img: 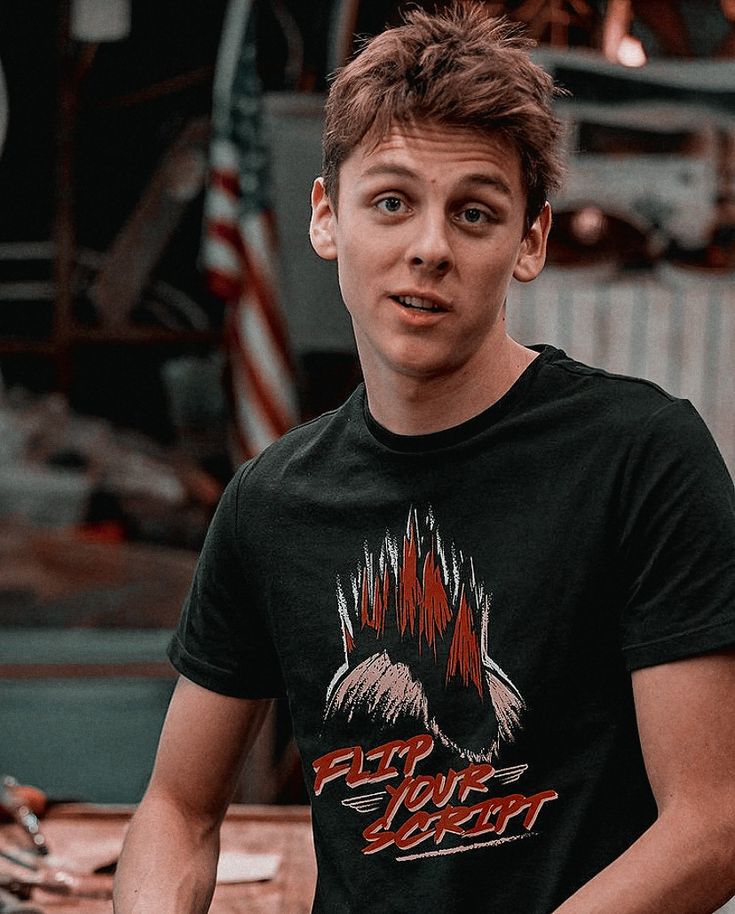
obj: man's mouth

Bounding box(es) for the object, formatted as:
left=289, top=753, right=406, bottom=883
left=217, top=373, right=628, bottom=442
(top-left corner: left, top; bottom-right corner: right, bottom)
left=392, top=295, right=446, bottom=313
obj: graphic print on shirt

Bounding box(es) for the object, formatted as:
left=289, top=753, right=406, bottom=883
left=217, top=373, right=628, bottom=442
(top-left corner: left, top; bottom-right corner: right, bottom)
left=312, top=507, right=559, bottom=860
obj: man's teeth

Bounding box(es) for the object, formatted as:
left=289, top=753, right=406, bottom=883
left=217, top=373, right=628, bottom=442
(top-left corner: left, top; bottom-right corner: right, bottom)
left=395, top=295, right=442, bottom=312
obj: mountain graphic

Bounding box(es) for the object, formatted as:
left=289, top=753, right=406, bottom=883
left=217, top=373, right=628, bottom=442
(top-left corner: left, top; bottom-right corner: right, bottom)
left=324, top=507, right=524, bottom=762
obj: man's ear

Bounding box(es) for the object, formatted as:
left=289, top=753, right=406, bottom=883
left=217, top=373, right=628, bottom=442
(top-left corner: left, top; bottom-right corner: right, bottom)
left=309, top=177, right=338, bottom=261
left=513, top=202, right=552, bottom=282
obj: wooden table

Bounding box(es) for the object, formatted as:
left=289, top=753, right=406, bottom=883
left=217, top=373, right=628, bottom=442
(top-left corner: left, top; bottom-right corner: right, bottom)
left=0, top=804, right=316, bottom=913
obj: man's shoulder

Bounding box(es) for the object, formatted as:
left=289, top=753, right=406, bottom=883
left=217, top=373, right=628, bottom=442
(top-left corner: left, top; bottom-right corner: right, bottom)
left=235, top=385, right=365, bottom=487
left=536, top=346, right=683, bottom=426
left=535, top=347, right=730, bottom=481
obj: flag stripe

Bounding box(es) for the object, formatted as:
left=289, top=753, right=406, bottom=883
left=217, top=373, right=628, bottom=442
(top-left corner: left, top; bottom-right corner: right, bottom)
left=209, top=219, right=244, bottom=255
left=239, top=213, right=297, bottom=370
left=201, top=0, right=298, bottom=462
left=238, top=295, right=296, bottom=416
left=209, top=168, right=241, bottom=200
left=227, top=307, right=292, bottom=446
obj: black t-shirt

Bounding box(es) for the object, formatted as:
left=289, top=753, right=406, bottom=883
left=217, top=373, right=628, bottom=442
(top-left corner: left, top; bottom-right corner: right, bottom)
left=169, top=346, right=735, bottom=913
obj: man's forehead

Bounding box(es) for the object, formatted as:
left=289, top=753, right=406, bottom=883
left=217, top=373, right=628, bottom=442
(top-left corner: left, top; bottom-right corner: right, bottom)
left=355, top=121, right=516, bottom=156
left=343, top=122, right=523, bottom=191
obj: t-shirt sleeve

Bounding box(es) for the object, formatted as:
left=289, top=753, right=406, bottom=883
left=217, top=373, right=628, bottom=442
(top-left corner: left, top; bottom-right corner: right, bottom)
left=618, top=399, right=735, bottom=671
left=168, top=464, right=286, bottom=698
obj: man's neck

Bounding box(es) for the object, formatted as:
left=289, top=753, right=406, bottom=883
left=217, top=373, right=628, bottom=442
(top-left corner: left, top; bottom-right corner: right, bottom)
left=363, top=338, right=539, bottom=437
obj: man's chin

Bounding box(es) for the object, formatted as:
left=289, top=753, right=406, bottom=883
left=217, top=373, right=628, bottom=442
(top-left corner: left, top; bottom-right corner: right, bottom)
left=382, top=351, right=464, bottom=384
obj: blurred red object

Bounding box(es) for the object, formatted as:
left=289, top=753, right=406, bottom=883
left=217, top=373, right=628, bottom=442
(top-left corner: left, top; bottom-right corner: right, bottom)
left=0, top=783, right=48, bottom=821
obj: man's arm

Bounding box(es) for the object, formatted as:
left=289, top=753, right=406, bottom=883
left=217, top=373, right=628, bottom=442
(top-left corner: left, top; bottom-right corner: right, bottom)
left=553, top=649, right=735, bottom=914
left=113, top=676, right=273, bottom=914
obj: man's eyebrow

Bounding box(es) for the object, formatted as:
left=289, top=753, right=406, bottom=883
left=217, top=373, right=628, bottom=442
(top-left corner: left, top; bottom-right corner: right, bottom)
left=360, top=163, right=513, bottom=197
left=459, top=173, right=513, bottom=197
left=360, top=162, right=419, bottom=180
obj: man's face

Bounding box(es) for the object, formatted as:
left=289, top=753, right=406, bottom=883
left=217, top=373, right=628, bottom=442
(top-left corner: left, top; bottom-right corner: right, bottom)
left=310, top=123, right=550, bottom=387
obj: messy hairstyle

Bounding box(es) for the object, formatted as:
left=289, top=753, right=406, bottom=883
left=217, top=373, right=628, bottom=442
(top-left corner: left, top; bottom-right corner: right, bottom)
left=322, top=2, right=565, bottom=231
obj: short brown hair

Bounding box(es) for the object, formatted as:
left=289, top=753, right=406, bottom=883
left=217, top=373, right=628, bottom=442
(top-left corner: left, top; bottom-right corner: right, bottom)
left=322, top=2, right=565, bottom=231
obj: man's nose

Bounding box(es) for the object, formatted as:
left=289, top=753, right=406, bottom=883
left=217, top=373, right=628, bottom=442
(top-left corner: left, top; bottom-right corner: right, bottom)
left=408, top=211, right=453, bottom=274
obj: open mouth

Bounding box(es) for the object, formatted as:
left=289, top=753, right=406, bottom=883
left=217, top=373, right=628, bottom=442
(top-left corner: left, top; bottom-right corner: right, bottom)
left=392, top=294, right=445, bottom=313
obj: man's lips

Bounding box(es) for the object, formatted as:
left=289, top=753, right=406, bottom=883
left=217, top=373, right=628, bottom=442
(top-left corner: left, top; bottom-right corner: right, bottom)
left=390, top=293, right=449, bottom=313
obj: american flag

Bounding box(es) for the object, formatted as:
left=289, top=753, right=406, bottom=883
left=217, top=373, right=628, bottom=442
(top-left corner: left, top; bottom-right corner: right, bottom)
left=202, top=0, right=298, bottom=461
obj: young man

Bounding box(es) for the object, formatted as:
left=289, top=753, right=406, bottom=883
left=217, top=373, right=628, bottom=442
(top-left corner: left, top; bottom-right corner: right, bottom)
left=114, top=5, right=735, bottom=913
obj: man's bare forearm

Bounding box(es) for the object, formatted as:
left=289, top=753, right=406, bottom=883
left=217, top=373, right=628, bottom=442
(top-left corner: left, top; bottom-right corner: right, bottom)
left=112, top=683, right=273, bottom=914
left=113, top=792, right=221, bottom=914
left=553, top=806, right=735, bottom=914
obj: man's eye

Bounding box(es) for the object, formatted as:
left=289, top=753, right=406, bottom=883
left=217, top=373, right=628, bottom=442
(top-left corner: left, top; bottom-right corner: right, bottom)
left=376, top=197, right=405, bottom=214
left=460, top=207, right=489, bottom=224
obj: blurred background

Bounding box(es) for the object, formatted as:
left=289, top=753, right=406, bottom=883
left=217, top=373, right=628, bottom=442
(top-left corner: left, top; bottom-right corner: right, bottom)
left=0, top=0, right=733, bottom=811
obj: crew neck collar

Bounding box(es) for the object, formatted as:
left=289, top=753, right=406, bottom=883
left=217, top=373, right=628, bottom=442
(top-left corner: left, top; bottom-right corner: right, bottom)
left=361, top=345, right=559, bottom=453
